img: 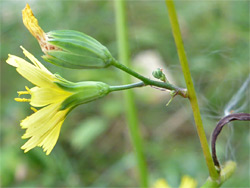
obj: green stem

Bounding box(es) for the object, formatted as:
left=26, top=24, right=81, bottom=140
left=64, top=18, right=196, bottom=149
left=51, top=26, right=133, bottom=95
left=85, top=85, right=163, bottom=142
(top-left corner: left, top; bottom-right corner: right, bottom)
left=111, top=59, right=188, bottom=98
left=109, top=82, right=145, bottom=92
left=165, top=0, right=219, bottom=180
left=201, top=161, right=236, bottom=187
left=114, top=0, right=148, bottom=187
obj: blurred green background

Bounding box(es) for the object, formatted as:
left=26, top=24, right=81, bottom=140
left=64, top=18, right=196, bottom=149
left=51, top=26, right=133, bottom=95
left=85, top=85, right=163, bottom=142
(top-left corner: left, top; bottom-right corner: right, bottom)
left=1, top=0, right=249, bottom=187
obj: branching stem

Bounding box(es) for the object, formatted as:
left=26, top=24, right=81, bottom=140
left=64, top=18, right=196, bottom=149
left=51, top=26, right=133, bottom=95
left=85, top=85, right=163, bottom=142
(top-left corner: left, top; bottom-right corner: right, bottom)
left=111, top=59, right=188, bottom=98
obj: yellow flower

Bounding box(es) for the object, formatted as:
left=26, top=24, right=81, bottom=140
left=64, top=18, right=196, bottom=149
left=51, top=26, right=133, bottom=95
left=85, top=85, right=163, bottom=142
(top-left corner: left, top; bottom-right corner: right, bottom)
left=152, top=178, right=171, bottom=188
left=152, top=176, right=197, bottom=188
left=7, top=47, right=110, bottom=155
left=179, top=175, right=197, bottom=188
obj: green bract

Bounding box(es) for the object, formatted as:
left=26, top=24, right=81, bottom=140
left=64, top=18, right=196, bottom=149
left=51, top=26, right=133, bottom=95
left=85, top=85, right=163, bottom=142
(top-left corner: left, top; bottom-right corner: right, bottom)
left=43, top=30, right=113, bottom=69
left=54, top=79, right=110, bottom=110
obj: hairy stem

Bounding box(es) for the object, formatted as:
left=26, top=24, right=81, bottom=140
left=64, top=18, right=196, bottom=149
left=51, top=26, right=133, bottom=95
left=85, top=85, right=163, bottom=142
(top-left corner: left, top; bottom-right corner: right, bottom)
left=114, top=0, right=148, bottom=187
left=165, top=0, right=219, bottom=180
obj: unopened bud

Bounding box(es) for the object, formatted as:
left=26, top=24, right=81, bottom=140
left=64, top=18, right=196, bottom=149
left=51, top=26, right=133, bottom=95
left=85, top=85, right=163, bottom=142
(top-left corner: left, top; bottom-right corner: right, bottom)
left=152, top=68, right=167, bottom=82
left=22, top=4, right=113, bottom=69
left=43, top=30, right=113, bottom=69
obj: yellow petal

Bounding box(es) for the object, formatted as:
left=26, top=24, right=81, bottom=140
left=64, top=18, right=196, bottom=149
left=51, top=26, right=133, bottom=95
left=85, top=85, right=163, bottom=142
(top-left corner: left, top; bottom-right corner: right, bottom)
left=39, top=119, right=64, bottom=155
left=21, top=103, right=59, bottom=129
left=22, top=4, right=46, bottom=43
left=21, top=109, right=68, bottom=155
left=20, top=46, right=51, bottom=74
left=22, top=107, right=67, bottom=139
left=17, top=63, right=56, bottom=88
left=30, top=86, right=72, bottom=107
left=7, top=54, right=57, bottom=88
left=21, top=134, right=44, bottom=153
left=152, top=179, right=172, bottom=188
left=6, top=54, right=26, bottom=67
left=179, top=175, right=197, bottom=188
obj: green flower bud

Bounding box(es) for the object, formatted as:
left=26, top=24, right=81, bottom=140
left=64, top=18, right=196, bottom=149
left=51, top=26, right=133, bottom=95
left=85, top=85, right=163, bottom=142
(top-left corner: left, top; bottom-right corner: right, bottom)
left=42, top=30, right=113, bottom=69
left=152, top=68, right=167, bottom=82
left=22, top=5, right=113, bottom=69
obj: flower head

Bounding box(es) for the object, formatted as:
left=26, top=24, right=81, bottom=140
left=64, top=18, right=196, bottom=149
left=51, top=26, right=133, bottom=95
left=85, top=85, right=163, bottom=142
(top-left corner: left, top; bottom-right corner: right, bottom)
left=6, top=47, right=110, bottom=155
left=179, top=175, right=197, bottom=188
left=22, top=4, right=113, bottom=69
left=152, top=176, right=197, bottom=188
left=152, top=178, right=171, bottom=188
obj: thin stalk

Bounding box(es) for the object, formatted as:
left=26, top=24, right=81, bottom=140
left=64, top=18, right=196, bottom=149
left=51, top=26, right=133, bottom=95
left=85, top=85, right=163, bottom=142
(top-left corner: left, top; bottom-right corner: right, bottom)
left=165, top=0, right=219, bottom=180
left=114, top=0, right=148, bottom=187
left=109, top=82, right=145, bottom=92
left=111, top=59, right=188, bottom=98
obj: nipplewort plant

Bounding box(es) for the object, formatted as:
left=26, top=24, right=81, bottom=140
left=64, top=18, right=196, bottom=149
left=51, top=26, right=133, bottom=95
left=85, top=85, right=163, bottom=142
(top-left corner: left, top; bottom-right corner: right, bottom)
left=6, top=1, right=249, bottom=187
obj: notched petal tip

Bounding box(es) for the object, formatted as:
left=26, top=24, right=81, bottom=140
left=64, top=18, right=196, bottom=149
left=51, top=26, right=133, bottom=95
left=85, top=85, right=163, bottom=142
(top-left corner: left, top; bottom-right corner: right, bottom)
left=21, top=146, right=29, bottom=153
left=6, top=54, right=19, bottom=67
left=43, top=147, right=52, bottom=155
left=21, top=134, right=29, bottom=139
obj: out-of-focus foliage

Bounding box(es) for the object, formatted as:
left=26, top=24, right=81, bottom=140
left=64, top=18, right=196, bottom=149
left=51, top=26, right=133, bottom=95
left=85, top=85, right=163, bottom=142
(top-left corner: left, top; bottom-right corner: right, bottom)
left=1, top=0, right=249, bottom=187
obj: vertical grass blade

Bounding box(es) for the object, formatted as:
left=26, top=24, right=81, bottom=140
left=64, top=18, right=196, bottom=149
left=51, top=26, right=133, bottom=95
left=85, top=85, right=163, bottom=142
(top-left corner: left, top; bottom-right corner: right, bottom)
left=114, top=0, right=148, bottom=187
